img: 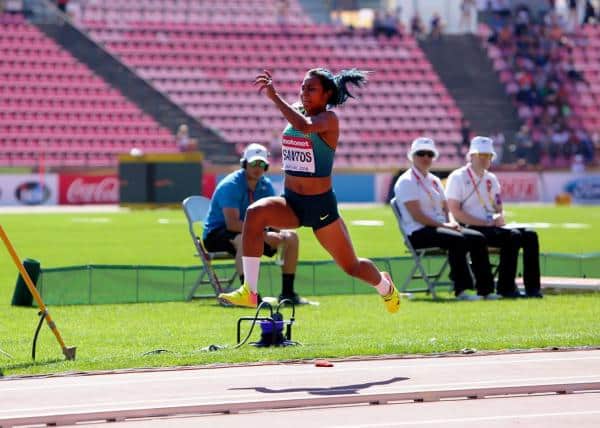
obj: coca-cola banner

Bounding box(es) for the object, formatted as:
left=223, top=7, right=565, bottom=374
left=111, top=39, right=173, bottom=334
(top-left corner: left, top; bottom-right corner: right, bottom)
left=59, top=175, right=119, bottom=205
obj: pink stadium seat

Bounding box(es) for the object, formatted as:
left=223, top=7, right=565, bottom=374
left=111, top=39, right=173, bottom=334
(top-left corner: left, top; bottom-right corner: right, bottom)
left=0, top=15, right=174, bottom=168
left=67, top=1, right=465, bottom=167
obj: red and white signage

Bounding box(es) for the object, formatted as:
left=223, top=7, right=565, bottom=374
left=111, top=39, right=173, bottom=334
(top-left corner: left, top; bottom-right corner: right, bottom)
left=59, top=175, right=119, bottom=205
left=495, top=172, right=541, bottom=202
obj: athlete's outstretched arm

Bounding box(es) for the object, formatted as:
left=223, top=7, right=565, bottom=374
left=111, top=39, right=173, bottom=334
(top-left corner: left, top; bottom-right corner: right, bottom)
left=254, top=70, right=336, bottom=134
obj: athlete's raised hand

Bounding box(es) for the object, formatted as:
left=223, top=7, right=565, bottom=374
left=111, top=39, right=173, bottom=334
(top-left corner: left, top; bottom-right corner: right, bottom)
left=254, top=70, right=277, bottom=100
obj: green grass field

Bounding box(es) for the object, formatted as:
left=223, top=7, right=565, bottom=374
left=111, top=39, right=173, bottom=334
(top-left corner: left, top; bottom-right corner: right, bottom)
left=1, top=204, right=599, bottom=376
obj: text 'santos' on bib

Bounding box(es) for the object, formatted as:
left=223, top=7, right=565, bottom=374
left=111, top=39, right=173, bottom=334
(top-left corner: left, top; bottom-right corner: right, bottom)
left=282, top=135, right=316, bottom=174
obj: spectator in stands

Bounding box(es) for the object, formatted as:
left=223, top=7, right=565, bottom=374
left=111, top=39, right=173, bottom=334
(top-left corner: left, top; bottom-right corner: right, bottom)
left=460, top=118, right=472, bottom=153
left=176, top=124, right=197, bottom=152
left=460, top=0, right=476, bottom=33
left=583, top=1, right=596, bottom=24
left=446, top=136, right=542, bottom=298
left=65, top=0, right=82, bottom=22
left=331, top=10, right=353, bottom=37
left=276, top=0, right=289, bottom=27
left=383, top=11, right=401, bottom=37
left=513, top=5, right=531, bottom=36
left=490, top=130, right=505, bottom=164
left=394, top=137, right=498, bottom=301
left=429, top=12, right=443, bottom=40
left=571, top=153, right=585, bottom=173
left=373, top=10, right=385, bottom=37
left=3, top=0, right=24, bottom=14
left=549, top=122, right=570, bottom=165
left=176, top=124, right=189, bottom=151
left=202, top=143, right=306, bottom=305
left=487, top=4, right=589, bottom=168
left=56, top=0, right=68, bottom=13
left=567, top=0, right=579, bottom=32
left=491, top=0, right=511, bottom=23
left=410, top=13, right=425, bottom=39
left=574, top=126, right=595, bottom=162
left=331, top=9, right=343, bottom=27
left=373, top=10, right=400, bottom=38
left=218, top=68, right=400, bottom=312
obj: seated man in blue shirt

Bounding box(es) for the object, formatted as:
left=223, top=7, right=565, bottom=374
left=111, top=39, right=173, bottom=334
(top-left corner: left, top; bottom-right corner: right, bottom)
left=203, top=143, right=305, bottom=304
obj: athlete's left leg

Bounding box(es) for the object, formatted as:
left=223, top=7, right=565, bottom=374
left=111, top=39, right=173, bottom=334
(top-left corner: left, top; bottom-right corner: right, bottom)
left=219, top=197, right=299, bottom=308
left=314, top=218, right=400, bottom=313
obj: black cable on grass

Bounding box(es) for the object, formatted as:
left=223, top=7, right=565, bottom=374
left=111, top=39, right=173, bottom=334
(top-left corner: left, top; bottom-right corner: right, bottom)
left=232, top=301, right=274, bottom=349
left=141, top=301, right=274, bottom=355
left=32, top=310, right=46, bottom=360
left=142, top=349, right=172, bottom=356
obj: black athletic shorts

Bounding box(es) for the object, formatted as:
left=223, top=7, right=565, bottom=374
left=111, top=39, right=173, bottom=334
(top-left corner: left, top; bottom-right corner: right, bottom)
left=283, top=187, right=340, bottom=230
left=202, top=227, right=277, bottom=257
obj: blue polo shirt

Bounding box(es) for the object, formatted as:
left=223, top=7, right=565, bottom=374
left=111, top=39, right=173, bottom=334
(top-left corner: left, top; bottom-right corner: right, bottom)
left=203, top=169, right=275, bottom=239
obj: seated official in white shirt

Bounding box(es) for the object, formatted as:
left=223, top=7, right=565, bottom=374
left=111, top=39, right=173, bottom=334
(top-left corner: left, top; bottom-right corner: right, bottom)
left=445, top=136, right=542, bottom=298
left=393, top=137, right=499, bottom=301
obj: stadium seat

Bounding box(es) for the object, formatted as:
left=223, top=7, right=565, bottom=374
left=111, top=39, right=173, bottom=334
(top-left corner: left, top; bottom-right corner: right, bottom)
left=390, top=197, right=452, bottom=299
left=182, top=195, right=237, bottom=303
left=0, top=15, right=175, bottom=167
left=72, top=1, right=464, bottom=167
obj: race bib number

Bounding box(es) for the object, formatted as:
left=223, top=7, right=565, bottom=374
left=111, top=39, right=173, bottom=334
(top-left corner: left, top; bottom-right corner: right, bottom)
left=282, top=135, right=316, bottom=174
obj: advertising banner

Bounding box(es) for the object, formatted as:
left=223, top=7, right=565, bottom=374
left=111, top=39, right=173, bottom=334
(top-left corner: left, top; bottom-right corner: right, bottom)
left=58, top=174, right=119, bottom=205
left=0, top=174, right=59, bottom=206
left=541, top=172, right=600, bottom=204
left=495, top=172, right=541, bottom=202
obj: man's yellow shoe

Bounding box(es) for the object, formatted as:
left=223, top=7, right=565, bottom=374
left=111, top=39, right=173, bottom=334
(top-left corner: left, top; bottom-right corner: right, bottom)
left=218, top=283, right=257, bottom=308
left=381, top=272, right=400, bottom=313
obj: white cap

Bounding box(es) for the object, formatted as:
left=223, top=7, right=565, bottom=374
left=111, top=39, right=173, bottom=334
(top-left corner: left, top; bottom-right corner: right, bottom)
left=242, top=143, right=269, bottom=164
left=407, top=137, right=439, bottom=162
left=467, top=136, right=496, bottom=160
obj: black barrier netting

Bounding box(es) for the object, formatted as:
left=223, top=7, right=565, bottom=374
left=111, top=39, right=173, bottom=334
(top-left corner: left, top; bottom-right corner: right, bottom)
left=33, top=254, right=599, bottom=306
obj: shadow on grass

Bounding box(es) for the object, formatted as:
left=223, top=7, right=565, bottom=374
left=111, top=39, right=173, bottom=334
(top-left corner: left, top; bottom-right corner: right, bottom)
left=1, top=358, right=63, bottom=373
left=408, top=296, right=459, bottom=303
left=230, top=376, right=409, bottom=396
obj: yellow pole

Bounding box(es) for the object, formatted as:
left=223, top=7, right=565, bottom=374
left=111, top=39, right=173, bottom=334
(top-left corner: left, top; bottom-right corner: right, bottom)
left=0, top=225, right=76, bottom=360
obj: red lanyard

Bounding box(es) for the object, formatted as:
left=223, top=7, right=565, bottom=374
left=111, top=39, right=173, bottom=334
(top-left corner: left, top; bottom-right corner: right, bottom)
left=466, top=167, right=495, bottom=211
left=412, top=169, right=442, bottom=210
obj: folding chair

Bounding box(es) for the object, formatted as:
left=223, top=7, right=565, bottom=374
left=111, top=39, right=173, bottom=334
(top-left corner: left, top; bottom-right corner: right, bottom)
left=182, top=195, right=238, bottom=302
left=390, top=197, right=453, bottom=299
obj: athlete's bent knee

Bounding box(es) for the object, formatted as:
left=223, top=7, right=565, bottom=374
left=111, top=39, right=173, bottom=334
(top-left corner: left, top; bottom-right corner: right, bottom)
left=245, top=204, right=268, bottom=228
left=281, top=230, right=299, bottom=248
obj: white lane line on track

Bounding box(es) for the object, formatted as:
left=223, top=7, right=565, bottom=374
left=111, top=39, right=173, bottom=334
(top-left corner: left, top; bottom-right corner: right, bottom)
left=3, top=370, right=600, bottom=394
left=4, top=353, right=600, bottom=390
left=2, top=377, right=600, bottom=415
left=326, top=410, right=600, bottom=427
left=0, top=395, right=266, bottom=416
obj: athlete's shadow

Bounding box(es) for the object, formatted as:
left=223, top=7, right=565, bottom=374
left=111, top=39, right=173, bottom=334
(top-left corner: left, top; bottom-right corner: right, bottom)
left=230, top=376, right=409, bottom=396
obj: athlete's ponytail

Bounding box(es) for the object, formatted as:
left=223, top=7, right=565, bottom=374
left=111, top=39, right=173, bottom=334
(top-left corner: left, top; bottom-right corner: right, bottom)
left=307, top=68, right=369, bottom=108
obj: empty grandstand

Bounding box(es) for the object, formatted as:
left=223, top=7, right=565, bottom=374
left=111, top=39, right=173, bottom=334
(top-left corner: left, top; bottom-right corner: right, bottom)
left=73, top=0, right=463, bottom=168
left=0, top=13, right=175, bottom=168
left=1, top=1, right=597, bottom=171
